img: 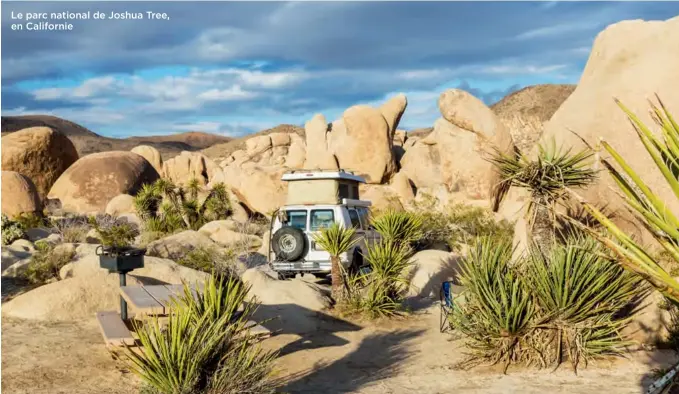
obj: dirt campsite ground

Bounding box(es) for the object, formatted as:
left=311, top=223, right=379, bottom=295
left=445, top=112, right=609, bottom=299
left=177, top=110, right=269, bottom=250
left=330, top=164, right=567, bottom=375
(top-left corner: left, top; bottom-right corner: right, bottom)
left=2, top=297, right=677, bottom=394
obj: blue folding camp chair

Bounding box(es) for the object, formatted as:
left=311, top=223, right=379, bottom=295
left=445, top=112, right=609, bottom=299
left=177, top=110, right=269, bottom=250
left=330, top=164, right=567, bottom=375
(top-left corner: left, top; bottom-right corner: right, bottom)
left=439, top=281, right=455, bottom=333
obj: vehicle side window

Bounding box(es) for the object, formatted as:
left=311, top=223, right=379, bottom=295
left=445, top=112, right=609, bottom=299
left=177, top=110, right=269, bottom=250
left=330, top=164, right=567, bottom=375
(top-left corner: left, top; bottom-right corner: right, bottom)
left=310, top=210, right=335, bottom=231
left=357, top=207, right=371, bottom=229
left=284, top=210, right=307, bottom=230
left=348, top=209, right=362, bottom=229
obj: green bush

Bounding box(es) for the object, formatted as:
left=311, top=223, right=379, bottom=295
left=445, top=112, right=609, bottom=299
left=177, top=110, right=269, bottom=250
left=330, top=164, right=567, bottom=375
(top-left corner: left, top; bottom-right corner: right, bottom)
left=414, top=202, right=514, bottom=251
left=88, top=214, right=139, bottom=249
left=14, top=212, right=50, bottom=230
left=451, top=237, right=535, bottom=372
left=177, top=247, right=238, bottom=278
left=370, top=210, right=423, bottom=247
left=1, top=214, right=27, bottom=245
left=125, top=275, right=276, bottom=394
left=356, top=240, right=414, bottom=319
left=24, top=241, right=76, bottom=284
left=135, top=179, right=233, bottom=235
left=450, top=236, right=644, bottom=373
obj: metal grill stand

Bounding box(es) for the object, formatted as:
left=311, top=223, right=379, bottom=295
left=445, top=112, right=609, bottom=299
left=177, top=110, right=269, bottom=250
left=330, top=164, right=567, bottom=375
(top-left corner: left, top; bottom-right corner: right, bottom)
left=96, top=245, right=146, bottom=321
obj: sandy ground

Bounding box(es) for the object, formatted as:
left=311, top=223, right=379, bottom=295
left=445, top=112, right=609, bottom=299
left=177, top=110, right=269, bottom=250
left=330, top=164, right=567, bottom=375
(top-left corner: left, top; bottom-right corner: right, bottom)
left=2, top=301, right=677, bottom=394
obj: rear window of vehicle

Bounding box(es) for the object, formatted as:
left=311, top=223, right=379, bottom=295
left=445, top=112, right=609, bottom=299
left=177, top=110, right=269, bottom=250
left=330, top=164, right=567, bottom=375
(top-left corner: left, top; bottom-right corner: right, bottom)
left=310, top=209, right=335, bottom=231
left=284, top=210, right=307, bottom=230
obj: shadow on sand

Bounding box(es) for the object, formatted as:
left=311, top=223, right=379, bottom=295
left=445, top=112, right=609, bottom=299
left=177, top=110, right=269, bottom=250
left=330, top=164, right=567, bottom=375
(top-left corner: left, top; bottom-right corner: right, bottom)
left=278, top=328, right=425, bottom=393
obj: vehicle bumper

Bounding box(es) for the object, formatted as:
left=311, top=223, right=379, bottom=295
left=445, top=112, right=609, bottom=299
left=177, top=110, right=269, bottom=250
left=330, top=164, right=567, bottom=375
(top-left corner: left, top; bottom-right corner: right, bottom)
left=271, top=258, right=348, bottom=273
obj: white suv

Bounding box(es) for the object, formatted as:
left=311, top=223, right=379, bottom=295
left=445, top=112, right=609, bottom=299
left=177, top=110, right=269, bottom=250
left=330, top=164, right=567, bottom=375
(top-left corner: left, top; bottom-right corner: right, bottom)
left=267, top=170, right=380, bottom=279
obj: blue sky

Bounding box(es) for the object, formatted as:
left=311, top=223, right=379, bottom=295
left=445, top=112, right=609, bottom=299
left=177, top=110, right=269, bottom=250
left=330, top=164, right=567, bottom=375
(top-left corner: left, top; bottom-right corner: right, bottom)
left=2, top=1, right=678, bottom=138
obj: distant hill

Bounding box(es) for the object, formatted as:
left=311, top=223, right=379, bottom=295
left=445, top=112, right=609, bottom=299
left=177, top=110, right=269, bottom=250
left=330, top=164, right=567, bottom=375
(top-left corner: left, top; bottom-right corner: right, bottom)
left=1, top=115, right=231, bottom=159
left=491, top=84, right=576, bottom=152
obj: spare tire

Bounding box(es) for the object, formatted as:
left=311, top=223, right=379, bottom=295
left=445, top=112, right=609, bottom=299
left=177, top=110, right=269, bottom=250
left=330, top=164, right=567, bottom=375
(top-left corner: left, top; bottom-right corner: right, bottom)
left=271, top=226, right=306, bottom=261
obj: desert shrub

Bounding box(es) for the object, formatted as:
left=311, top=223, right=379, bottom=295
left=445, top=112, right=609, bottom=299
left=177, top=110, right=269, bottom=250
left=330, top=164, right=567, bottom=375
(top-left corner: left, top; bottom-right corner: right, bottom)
left=134, top=178, right=233, bottom=235
left=1, top=214, right=27, bottom=245
left=14, top=212, right=50, bottom=230
left=50, top=215, right=90, bottom=243
left=125, top=275, right=276, bottom=394
left=177, top=247, right=238, bottom=278
left=527, top=235, right=642, bottom=372
left=312, top=222, right=360, bottom=302
left=413, top=202, right=514, bottom=251
left=353, top=240, right=414, bottom=319
left=451, top=237, right=535, bottom=372
left=370, top=210, right=423, bottom=246
left=88, top=214, right=139, bottom=249
left=451, top=235, right=644, bottom=373
left=23, top=241, right=76, bottom=284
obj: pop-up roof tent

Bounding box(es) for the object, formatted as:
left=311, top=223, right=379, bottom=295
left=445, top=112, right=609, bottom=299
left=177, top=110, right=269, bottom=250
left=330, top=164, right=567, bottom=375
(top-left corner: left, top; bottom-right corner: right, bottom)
left=282, top=169, right=366, bottom=205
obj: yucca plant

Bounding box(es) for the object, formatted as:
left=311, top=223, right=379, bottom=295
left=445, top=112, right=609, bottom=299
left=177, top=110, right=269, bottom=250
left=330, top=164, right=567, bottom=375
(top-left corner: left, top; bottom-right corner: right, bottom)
left=527, top=235, right=643, bottom=372
left=311, top=222, right=361, bottom=302
left=370, top=210, right=423, bottom=247
left=124, top=275, right=276, bottom=394
left=489, top=139, right=597, bottom=256
left=134, top=178, right=233, bottom=234
left=451, top=236, right=535, bottom=373
left=567, top=97, right=679, bottom=303
left=359, top=240, right=413, bottom=318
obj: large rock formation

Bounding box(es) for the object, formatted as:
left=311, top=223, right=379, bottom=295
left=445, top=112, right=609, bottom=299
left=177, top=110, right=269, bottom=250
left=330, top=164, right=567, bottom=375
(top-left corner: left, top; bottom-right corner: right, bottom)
left=401, top=89, right=515, bottom=202
left=1, top=171, right=43, bottom=218
left=491, top=84, right=576, bottom=153
left=213, top=164, right=287, bottom=215
left=131, top=145, right=163, bottom=174
left=48, top=151, right=160, bottom=213
left=162, top=151, right=219, bottom=186
left=1, top=127, right=79, bottom=199
left=330, top=104, right=398, bottom=184
left=536, top=16, right=679, bottom=244
left=303, top=114, right=338, bottom=170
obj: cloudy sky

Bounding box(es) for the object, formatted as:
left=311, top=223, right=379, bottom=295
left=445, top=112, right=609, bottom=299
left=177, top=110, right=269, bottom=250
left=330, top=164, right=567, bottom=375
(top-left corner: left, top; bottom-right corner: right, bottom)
left=2, top=1, right=678, bottom=138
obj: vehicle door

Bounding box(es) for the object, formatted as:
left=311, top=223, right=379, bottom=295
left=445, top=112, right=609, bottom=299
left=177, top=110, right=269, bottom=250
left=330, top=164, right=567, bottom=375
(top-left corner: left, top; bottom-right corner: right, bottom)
left=306, top=208, right=336, bottom=262
left=347, top=207, right=367, bottom=255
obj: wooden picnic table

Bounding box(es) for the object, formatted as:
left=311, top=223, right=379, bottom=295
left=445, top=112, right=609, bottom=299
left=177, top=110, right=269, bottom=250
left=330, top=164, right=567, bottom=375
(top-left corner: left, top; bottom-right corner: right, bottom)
left=119, top=284, right=196, bottom=316
left=97, top=284, right=271, bottom=347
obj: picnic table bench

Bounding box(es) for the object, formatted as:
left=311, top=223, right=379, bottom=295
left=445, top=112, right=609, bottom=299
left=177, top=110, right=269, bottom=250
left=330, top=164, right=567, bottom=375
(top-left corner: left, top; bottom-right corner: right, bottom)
left=96, top=284, right=271, bottom=347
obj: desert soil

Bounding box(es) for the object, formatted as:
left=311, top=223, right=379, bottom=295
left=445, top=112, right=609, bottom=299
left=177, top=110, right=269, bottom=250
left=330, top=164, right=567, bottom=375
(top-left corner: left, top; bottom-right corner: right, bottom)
left=2, top=300, right=676, bottom=394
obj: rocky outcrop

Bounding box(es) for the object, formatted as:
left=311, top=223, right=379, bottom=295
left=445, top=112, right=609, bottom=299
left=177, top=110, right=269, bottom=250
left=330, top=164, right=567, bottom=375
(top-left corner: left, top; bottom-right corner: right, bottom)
left=104, top=194, right=136, bottom=217
left=145, top=230, right=220, bottom=261
left=213, top=165, right=287, bottom=215
left=330, top=104, right=398, bottom=184
left=131, top=145, right=163, bottom=174
left=162, top=151, right=219, bottom=186
left=536, top=16, right=679, bottom=244
left=401, top=89, right=514, bottom=202
left=47, top=151, right=160, bottom=213
left=1, top=127, right=79, bottom=199
left=198, top=220, right=262, bottom=249
left=303, top=114, right=338, bottom=170
left=1, top=171, right=43, bottom=219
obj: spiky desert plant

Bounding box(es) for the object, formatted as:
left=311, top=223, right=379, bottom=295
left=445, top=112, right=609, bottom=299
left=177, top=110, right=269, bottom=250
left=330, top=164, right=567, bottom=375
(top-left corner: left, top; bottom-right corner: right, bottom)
left=134, top=178, right=233, bottom=234
left=88, top=214, right=139, bottom=249
left=527, top=235, right=643, bottom=372
left=124, top=275, right=276, bottom=394
left=451, top=236, right=535, bottom=372
left=489, top=139, right=597, bottom=255
left=370, top=210, right=423, bottom=247
left=360, top=239, right=413, bottom=318
left=312, top=222, right=361, bottom=302
left=567, top=97, right=679, bottom=303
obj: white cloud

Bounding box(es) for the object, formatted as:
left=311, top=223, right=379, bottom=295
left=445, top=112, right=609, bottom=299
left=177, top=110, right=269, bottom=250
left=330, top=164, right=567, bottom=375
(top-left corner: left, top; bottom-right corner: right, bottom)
left=481, top=64, right=567, bottom=75
left=515, top=22, right=600, bottom=40
left=171, top=121, right=222, bottom=133
left=197, top=86, right=258, bottom=101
